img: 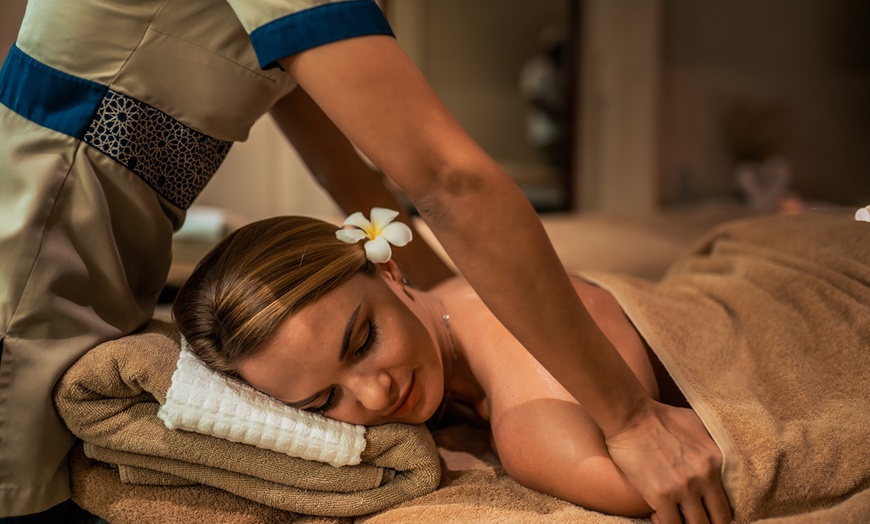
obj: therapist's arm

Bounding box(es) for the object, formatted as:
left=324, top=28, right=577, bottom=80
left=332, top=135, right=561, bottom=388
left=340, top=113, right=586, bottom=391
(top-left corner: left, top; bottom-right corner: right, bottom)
left=278, top=35, right=731, bottom=524
left=268, top=86, right=454, bottom=290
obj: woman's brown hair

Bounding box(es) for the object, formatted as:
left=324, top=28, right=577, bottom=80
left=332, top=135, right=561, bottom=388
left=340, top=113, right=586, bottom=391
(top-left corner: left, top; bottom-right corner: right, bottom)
left=172, top=216, right=376, bottom=377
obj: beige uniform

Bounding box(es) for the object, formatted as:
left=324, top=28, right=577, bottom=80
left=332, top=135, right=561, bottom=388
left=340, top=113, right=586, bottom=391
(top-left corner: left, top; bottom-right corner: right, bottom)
left=0, top=0, right=392, bottom=515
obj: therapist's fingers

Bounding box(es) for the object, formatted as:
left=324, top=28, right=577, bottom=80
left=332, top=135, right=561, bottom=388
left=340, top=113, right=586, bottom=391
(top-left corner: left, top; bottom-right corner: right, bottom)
left=649, top=502, right=701, bottom=524
left=680, top=497, right=712, bottom=524
left=704, top=485, right=734, bottom=524
left=651, top=493, right=733, bottom=524
left=650, top=504, right=681, bottom=524
left=653, top=492, right=733, bottom=524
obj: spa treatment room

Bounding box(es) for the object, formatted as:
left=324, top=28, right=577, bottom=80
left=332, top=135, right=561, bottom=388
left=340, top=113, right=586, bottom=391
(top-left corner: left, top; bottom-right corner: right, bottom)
left=1, top=1, right=868, bottom=523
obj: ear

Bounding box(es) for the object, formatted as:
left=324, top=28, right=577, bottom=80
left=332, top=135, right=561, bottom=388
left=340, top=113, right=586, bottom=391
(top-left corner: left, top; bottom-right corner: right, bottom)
left=378, top=260, right=415, bottom=301
left=376, top=260, right=404, bottom=283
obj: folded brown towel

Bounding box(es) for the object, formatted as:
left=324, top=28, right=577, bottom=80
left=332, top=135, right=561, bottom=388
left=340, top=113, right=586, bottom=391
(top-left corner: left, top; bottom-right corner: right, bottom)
left=69, top=442, right=330, bottom=524
left=54, top=321, right=441, bottom=520
left=584, top=211, right=870, bottom=522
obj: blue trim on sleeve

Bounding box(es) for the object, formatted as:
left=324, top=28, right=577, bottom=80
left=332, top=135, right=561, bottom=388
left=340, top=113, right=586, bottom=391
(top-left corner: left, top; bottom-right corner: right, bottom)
left=0, top=44, right=107, bottom=138
left=250, top=0, right=394, bottom=70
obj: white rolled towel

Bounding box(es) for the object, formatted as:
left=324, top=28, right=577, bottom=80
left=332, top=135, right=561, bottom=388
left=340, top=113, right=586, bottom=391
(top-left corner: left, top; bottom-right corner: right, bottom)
left=157, top=339, right=366, bottom=467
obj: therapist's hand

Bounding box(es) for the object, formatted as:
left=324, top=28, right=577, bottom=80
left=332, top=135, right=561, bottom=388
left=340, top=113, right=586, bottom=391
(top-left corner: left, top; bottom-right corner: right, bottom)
left=605, top=401, right=732, bottom=524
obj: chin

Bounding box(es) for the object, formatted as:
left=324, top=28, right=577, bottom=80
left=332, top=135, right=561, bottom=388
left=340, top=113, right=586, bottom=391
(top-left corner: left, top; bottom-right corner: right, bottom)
left=390, top=363, right=445, bottom=425
left=414, top=386, right=445, bottom=424
left=393, top=388, right=441, bottom=426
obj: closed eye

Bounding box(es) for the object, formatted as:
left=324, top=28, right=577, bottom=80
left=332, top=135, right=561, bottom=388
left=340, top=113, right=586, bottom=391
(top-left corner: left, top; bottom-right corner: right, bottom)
left=306, top=320, right=377, bottom=415
left=307, top=320, right=379, bottom=415
left=354, top=320, right=380, bottom=359
left=308, top=387, right=337, bottom=415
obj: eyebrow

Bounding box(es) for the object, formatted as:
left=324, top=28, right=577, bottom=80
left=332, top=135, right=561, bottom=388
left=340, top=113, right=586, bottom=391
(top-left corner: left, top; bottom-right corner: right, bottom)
left=340, top=303, right=361, bottom=361
left=284, top=302, right=361, bottom=409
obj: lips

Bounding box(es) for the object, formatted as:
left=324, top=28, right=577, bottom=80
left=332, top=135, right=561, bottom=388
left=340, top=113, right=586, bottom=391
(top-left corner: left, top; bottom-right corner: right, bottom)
left=390, top=373, right=418, bottom=418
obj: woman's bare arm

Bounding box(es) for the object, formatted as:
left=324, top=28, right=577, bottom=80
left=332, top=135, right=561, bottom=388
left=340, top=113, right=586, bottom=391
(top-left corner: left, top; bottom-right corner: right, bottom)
left=493, top=397, right=651, bottom=517
left=278, top=35, right=730, bottom=524
left=268, top=86, right=454, bottom=290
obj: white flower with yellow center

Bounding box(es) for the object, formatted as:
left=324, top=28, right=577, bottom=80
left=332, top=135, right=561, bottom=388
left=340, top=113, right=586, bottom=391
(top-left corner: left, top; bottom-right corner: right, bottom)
left=336, top=207, right=413, bottom=263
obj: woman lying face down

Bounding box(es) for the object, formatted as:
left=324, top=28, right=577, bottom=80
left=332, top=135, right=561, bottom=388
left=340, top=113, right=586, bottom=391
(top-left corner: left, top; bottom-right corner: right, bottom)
left=172, top=213, right=696, bottom=518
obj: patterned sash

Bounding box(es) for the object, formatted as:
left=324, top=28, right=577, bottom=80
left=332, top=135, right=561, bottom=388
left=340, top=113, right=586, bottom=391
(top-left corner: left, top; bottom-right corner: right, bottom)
left=0, top=45, right=232, bottom=209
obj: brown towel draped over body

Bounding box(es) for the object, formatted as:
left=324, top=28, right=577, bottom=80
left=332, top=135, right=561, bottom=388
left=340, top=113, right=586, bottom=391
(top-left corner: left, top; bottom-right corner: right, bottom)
left=584, top=211, right=870, bottom=522
left=53, top=321, right=441, bottom=523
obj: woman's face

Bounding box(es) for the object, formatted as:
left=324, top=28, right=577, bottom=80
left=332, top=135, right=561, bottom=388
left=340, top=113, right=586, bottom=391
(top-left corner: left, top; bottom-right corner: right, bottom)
left=236, top=268, right=445, bottom=426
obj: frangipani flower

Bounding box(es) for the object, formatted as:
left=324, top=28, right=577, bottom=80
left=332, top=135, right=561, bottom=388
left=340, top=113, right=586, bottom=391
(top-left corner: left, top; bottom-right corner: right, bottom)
left=856, top=205, right=870, bottom=223
left=336, top=207, right=413, bottom=263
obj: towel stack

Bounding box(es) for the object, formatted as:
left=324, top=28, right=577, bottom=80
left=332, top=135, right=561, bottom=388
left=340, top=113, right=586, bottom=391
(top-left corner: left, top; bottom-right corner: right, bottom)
left=54, top=321, right=441, bottom=521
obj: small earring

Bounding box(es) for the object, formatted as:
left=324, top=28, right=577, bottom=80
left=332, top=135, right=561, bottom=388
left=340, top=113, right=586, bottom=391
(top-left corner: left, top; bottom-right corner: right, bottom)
left=400, top=277, right=415, bottom=300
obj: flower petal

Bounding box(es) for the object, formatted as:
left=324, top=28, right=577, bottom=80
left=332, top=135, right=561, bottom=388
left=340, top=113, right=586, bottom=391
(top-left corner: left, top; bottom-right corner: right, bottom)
left=855, top=206, right=870, bottom=222
left=369, top=207, right=400, bottom=229
left=381, top=222, right=413, bottom=247
left=343, top=211, right=372, bottom=232
left=364, top=236, right=392, bottom=264
left=336, top=229, right=368, bottom=244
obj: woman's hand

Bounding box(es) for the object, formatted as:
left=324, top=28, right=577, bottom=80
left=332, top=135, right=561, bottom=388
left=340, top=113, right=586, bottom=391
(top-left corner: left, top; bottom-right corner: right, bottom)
left=605, top=402, right=732, bottom=524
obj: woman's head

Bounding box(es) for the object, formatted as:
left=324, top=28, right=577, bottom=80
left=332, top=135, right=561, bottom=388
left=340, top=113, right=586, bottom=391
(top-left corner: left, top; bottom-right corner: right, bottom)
left=173, top=216, right=376, bottom=377
left=173, top=215, right=446, bottom=425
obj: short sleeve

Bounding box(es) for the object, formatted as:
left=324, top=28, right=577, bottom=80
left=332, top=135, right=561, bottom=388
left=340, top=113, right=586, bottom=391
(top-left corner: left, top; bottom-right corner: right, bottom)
left=225, top=0, right=394, bottom=70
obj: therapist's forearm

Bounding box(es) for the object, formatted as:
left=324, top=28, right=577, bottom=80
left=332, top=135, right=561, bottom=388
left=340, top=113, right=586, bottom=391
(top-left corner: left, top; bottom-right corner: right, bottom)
left=279, top=36, right=653, bottom=435
left=410, top=159, right=654, bottom=436
left=281, top=34, right=729, bottom=523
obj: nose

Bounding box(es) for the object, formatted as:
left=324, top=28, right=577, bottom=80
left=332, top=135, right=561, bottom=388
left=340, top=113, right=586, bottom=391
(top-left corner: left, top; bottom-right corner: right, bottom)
left=349, top=369, right=395, bottom=413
